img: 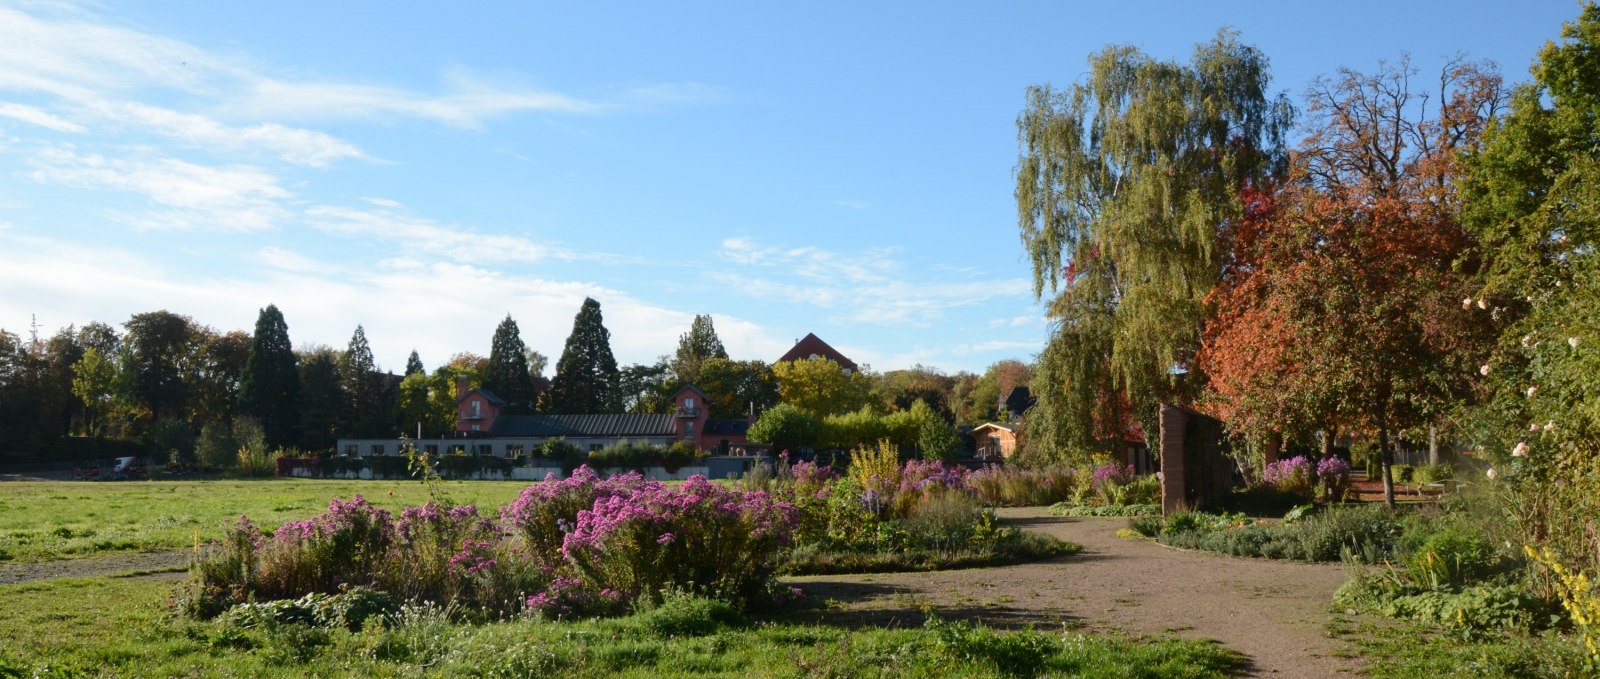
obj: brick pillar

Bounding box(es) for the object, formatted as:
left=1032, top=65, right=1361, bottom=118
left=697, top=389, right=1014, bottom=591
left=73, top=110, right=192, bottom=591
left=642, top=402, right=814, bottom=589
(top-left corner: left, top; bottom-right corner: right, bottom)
left=1159, top=403, right=1188, bottom=515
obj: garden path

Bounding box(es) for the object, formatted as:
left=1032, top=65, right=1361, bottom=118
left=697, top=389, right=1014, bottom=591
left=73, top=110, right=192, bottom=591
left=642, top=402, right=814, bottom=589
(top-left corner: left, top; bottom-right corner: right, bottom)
left=789, top=509, right=1360, bottom=678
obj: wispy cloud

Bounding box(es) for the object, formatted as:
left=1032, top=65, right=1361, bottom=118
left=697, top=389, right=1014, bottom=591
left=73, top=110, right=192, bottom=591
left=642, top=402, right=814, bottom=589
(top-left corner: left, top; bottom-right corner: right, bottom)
left=304, top=204, right=554, bottom=264
left=712, top=237, right=1031, bottom=325
left=27, top=148, right=292, bottom=232
left=81, top=100, right=369, bottom=167
left=0, top=101, right=83, bottom=133
left=228, top=70, right=605, bottom=129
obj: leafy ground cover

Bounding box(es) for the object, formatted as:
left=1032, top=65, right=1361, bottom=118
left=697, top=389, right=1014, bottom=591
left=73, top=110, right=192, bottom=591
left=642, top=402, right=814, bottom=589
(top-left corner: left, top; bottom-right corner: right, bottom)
left=0, top=479, right=527, bottom=563
left=0, top=574, right=1247, bottom=678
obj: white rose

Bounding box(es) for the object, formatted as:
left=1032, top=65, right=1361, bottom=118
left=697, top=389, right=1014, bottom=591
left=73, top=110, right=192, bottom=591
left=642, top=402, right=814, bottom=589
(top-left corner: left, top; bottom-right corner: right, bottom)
left=1480, top=364, right=1491, bottom=376
left=1570, top=337, right=1581, bottom=349
left=1512, top=441, right=1529, bottom=457
left=1477, top=297, right=1489, bottom=309
left=1463, top=297, right=1474, bottom=310
left=1487, top=467, right=1498, bottom=480
left=1526, top=385, right=1538, bottom=398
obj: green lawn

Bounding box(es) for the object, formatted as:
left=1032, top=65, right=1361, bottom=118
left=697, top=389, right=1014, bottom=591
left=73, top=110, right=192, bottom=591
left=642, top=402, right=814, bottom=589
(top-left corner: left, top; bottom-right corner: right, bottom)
left=0, top=575, right=1247, bottom=678
left=0, top=479, right=530, bottom=563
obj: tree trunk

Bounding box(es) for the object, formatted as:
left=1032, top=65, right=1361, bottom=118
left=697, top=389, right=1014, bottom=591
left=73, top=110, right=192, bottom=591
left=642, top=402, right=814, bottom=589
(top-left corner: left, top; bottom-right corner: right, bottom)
left=1264, top=432, right=1282, bottom=467
left=1428, top=425, right=1441, bottom=466
left=1320, top=428, right=1335, bottom=460
left=1378, top=419, right=1396, bottom=509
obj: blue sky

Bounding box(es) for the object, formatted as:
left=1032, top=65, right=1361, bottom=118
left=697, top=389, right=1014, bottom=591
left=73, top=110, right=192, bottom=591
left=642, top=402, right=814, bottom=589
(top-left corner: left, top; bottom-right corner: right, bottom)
left=0, top=1, right=1580, bottom=375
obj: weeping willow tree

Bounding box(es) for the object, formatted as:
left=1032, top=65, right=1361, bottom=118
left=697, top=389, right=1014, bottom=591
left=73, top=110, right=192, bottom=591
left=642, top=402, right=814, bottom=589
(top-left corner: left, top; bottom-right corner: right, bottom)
left=1017, top=31, right=1292, bottom=460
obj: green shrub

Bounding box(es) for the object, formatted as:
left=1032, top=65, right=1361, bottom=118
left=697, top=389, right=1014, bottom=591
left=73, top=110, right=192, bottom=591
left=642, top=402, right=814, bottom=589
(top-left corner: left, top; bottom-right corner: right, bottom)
left=537, top=438, right=584, bottom=474
left=1128, top=514, right=1164, bottom=537
left=1406, top=528, right=1498, bottom=589
left=627, top=589, right=745, bottom=638
left=1051, top=503, right=1160, bottom=517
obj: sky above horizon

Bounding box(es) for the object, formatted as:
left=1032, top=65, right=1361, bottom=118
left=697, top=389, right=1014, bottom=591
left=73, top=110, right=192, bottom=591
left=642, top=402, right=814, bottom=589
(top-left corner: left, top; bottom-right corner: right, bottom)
left=0, top=1, right=1581, bottom=376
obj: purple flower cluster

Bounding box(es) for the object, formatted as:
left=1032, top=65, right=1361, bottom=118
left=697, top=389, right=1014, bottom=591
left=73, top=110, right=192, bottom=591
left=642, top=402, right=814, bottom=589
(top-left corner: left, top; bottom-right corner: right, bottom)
left=1316, top=457, right=1352, bottom=500
left=899, top=459, right=969, bottom=494
left=1090, top=464, right=1136, bottom=488
left=274, top=494, right=393, bottom=544
left=562, top=475, right=797, bottom=603
left=500, top=465, right=649, bottom=570
left=525, top=576, right=623, bottom=618
left=1264, top=456, right=1315, bottom=495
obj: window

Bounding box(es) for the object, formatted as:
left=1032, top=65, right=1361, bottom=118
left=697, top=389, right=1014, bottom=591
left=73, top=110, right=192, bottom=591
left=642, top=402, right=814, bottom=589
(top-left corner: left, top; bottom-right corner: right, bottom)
left=424, top=445, right=439, bottom=455
left=684, top=421, right=695, bottom=437
left=471, top=424, right=480, bottom=431
left=370, top=444, right=385, bottom=455
left=475, top=444, right=492, bottom=456
left=470, top=399, right=482, bottom=419
left=506, top=444, right=524, bottom=458
left=589, top=444, right=603, bottom=452
left=451, top=445, right=466, bottom=455
left=343, top=444, right=357, bottom=456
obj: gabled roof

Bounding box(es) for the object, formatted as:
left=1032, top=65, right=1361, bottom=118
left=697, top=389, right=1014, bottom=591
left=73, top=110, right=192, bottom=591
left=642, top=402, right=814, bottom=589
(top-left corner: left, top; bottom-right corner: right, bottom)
left=777, top=333, right=858, bottom=372
left=1002, top=386, right=1035, bottom=418
left=970, top=422, right=1016, bottom=435
left=671, top=384, right=711, bottom=402
left=458, top=388, right=507, bottom=406
left=488, top=414, right=675, bottom=438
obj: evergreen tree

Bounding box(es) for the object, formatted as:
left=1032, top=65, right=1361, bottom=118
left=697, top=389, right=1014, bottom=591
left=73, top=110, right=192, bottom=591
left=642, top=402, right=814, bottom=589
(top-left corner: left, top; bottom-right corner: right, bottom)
left=404, top=350, right=424, bottom=377
left=341, top=326, right=384, bottom=436
left=238, top=304, right=301, bottom=449
left=672, top=314, right=728, bottom=385
left=548, top=298, right=620, bottom=414
left=483, top=315, right=535, bottom=412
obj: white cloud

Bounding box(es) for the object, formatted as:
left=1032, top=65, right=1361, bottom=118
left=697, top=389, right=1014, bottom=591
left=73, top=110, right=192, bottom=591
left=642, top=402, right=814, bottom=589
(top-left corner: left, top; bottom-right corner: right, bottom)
left=225, top=69, right=603, bottom=129
left=258, top=246, right=321, bottom=273
left=950, top=340, right=1041, bottom=356
left=713, top=237, right=1031, bottom=326
left=0, top=101, right=83, bottom=133
left=305, top=204, right=554, bottom=264
left=27, top=148, right=292, bottom=232
left=81, top=100, right=368, bottom=167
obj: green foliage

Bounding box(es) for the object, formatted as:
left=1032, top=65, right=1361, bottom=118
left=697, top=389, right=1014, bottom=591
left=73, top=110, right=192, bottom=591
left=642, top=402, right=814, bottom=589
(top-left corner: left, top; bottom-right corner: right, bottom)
left=403, top=350, right=424, bottom=377
left=697, top=358, right=779, bottom=419
left=340, top=326, right=385, bottom=436
left=1144, top=504, right=1411, bottom=562
left=1016, top=32, right=1292, bottom=457
left=537, top=438, right=585, bottom=474
left=1049, top=503, right=1160, bottom=517
left=238, top=305, right=300, bottom=449
left=296, top=347, right=343, bottom=453
left=672, top=314, right=727, bottom=386
left=747, top=403, right=822, bottom=452
left=483, top=315, right=535, bottom=412
left=917, top=410, right=959, bottom=462
left=771, top=357, right=872, bottom=416
left=548, top=298, right=621, bottom=414
left=630, top=589, right=744, bottom=638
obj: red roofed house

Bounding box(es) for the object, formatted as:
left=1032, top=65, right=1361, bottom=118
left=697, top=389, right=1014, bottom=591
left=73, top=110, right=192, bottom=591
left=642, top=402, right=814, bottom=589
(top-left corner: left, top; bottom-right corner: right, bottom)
left=777, top=333, right=858, bottom=374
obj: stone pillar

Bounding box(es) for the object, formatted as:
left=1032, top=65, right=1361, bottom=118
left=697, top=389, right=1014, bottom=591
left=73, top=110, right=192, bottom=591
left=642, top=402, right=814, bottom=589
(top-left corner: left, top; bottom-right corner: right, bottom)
left=1160, top=404, right=1188, bottom=515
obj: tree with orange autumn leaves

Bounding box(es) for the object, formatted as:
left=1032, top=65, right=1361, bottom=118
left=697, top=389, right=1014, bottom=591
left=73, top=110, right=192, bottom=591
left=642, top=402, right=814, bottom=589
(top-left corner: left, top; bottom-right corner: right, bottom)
left=1199, top=57, right=1503, bottom=506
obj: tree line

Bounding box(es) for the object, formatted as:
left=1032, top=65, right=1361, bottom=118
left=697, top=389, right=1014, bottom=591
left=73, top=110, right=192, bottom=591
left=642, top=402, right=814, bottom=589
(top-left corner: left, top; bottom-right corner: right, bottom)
left=1015, top=6, right=1600, bottom=508
left=0, top=296, right=1035, bottom=465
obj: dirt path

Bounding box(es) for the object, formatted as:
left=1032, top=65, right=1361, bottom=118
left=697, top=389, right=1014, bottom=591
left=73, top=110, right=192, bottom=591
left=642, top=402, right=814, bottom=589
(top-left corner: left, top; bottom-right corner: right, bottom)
left=0, top=550, right=189, bottom=585
left=789, top=508, right=1359, bottom=678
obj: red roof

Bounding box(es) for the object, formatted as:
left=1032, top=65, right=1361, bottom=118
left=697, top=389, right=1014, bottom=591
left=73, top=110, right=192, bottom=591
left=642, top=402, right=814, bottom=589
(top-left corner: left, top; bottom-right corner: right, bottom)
left=776, top=333, right=858, bottom=372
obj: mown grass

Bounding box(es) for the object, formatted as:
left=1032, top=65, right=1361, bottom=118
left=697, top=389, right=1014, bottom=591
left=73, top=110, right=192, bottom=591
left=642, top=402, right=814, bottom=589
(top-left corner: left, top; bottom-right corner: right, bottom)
left=0, top=575, right=1247, bottom=678
left=1325, top=613, right=1584, bottom=678
left=0, top=479, right=528, bottom=563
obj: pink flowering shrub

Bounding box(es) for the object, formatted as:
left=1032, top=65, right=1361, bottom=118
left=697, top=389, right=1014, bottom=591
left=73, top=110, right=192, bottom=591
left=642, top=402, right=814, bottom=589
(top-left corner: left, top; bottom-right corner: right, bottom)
left=1316, top=457, right=1352, bottom=501
left=524, top=576, right=625, bottom=619
left=188, top=495, right=540, bottom=619
left=562, top=475, right=797, bottom=605
left=499, top=465, right=648, bottom=571
left=1263, top=457, right=1315, bottom=497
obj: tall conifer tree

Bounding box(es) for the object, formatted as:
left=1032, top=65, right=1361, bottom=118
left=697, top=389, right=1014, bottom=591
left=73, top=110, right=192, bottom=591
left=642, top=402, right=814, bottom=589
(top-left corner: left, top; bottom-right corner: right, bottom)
left=672, top=314, right=728, bottom=385
left=238, top=304, right=300, bottom=448
left=548, top=298, right=620, bottom=414
left=341, top=325, right=383, bottom=435
left=404, top=350, right=424, bottom=377
left=483, top=315, right=535, bottom=412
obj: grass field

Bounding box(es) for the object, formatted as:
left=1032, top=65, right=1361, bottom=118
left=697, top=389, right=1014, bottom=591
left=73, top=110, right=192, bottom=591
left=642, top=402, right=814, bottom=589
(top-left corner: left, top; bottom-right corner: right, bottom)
left=0, top=574, right=1247, bottom=678
left=0, top=479, right=530, bottom=562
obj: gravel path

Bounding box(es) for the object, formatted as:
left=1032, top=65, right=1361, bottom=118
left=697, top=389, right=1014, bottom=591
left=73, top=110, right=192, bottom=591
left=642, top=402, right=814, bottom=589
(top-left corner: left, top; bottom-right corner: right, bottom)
left=789, top=508, right=1359, bottom=678
left=0, top=550, right=189, bottom=585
